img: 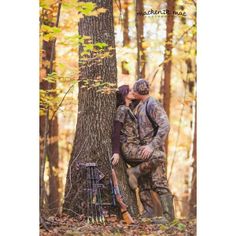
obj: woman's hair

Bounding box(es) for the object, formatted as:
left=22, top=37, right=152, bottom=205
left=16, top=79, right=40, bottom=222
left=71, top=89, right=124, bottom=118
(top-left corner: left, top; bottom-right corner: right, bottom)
left=116, top=85, right=130, bottom=107
left=116, top=85, right=140, bottom=109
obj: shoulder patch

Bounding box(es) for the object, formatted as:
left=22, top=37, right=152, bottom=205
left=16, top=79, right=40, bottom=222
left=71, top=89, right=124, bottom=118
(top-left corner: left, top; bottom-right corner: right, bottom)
left=115, top=105, right=128, bottom=123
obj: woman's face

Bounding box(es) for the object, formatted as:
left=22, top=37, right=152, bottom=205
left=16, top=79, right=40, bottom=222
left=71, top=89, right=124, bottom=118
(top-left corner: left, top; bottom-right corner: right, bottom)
left=126, top=87, right=135, bottom=100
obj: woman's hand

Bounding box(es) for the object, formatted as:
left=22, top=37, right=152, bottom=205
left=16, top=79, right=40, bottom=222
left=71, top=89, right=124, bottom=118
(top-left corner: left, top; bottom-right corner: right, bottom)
left=111, top=153, right=120, bottom=166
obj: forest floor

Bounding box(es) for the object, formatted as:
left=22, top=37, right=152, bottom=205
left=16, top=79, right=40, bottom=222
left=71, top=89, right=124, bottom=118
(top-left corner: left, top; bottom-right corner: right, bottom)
left=40, top=214, right=196, bottom=236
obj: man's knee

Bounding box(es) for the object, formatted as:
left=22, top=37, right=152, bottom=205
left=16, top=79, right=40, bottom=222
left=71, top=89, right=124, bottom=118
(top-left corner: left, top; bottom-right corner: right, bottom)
left=147, top=150, right=165, bottom=170
left=151, top=150, right=165, bottom=161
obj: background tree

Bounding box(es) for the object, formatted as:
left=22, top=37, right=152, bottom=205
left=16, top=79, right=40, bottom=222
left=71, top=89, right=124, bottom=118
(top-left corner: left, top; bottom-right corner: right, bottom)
left=63, top=0, right=138, bottom=216
left=40, top=2, right=62, bottom=214
left=136, top=0, right=145, bottom=79
left=163, top=0, right=175, bottom=155
left=189, top=100, right=197, bottom=217
left=121, top=0, right=130, bottom=75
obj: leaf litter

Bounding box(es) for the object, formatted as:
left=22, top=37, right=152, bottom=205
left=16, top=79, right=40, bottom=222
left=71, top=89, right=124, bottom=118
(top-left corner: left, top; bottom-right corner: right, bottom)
left=40, top=214, right=196, bottom=236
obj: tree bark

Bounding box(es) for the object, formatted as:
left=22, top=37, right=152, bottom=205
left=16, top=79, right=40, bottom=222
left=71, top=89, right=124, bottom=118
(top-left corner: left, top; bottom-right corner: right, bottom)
left=40, top=48, right=60, bottom=214
left=189, top=100, right=197, bottom=217
left=136, top=0, right=145, bottom=79
left=121, top=0, right=130, bottom=75
left=123, top=0, right=130, bottom=46
left=40, top=3, right=61, bottom=214
left=163, top=0, right=175, bottom=155
left=63, top=0, right=138, bottom=217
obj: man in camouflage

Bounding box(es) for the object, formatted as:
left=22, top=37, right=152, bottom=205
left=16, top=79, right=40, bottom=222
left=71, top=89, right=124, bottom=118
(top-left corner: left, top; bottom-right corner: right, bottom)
left=128, top=79, right=175, bottom=223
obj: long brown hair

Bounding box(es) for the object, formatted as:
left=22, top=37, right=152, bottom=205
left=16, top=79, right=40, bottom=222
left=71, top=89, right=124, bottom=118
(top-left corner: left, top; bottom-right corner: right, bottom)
left=116, top=85, right=140, bottom=110
left=116, top=85, right=129, bottom=108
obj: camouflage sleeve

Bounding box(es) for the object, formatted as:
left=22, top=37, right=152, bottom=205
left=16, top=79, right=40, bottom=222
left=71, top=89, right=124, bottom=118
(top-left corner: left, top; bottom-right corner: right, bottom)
left=147, top=100, right=170, bottom=150
left=114, top=105, right=128, bottom=124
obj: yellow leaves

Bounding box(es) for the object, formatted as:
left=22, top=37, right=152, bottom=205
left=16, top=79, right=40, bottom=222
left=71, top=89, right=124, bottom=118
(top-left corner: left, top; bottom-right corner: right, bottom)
left=97, top=7, right=107, bottom=14
left=40, top=0, right=57, bottom=9
left=87, top=11, right=99, bottom=17
left=142, top=41, right=149, bottom=49
left=41, top=25, right=61, bottom=34
left=100, top=51, right=110, bottom=59
left=81, top=7, right=107, bottom=17
left=40, top=109, right=46, bottom=117
left=76, top=2, right=107, bottom=17
left=40, top=85, right=64, bottom=117
left=41, top=24, right=61, bottom=42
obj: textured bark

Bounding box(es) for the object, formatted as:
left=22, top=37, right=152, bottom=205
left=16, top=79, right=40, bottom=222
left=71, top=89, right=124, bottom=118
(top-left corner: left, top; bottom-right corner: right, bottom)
left=40, top=48, right=60, bottom=213
left=63, top=0, right=138, bottom=217
left=136, top=0, right=145, bottom=79
left=40, top=4, right=61, bottom=214
left=48, top=117, right=60, bottom=212
left=163, top=0, right=175, bottom=155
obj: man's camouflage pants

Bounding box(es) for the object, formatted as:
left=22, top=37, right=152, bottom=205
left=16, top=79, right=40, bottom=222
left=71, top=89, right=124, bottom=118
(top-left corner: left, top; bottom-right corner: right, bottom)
left=121, top=142, right=171, bottom=217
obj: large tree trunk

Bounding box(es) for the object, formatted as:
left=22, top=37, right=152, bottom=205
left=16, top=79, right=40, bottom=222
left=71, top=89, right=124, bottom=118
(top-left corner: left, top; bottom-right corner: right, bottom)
left=163, top=0, right=175, bottom=156
left=63, top=0, right=138, bottom=217
left=40, top=4, right=61, bottom=214
left=136, top=0, right=145, bottom=79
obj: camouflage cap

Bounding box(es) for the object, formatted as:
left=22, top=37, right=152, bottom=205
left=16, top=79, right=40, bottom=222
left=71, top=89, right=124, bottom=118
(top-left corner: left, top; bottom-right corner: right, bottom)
left=133, top=79, right=150, bottom=95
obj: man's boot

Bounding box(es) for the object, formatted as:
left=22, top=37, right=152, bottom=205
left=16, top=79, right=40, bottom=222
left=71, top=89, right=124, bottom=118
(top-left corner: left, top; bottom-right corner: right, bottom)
left=139, top=189, right=156, bottom=218
left=152, top=193, right=175, bottom=224
left=126, top=162, right=151, bottom=190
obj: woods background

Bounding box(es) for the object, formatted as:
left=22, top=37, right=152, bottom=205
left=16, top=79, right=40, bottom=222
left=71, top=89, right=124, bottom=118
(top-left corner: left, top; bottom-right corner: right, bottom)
left=40, top=0, right=196, bottom=222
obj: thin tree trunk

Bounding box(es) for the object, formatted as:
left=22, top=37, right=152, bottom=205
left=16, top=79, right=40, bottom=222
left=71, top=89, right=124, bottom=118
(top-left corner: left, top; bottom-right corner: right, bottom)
left=121, top=0, right=130, bottom=75
left=163, top=0, right=175, bottom=156
left=40, top=109, right=49, bottom=213
left=40, top=3, right=61, bottom=214
left=123, top=0, right=130, bottom=46
left=136, top=0, right=145, bottom=79
left=63, top=0, right=138, bottom=217
left=189, top=100, right=197, bottom=217
left=48, top=116, right=60, bottom=212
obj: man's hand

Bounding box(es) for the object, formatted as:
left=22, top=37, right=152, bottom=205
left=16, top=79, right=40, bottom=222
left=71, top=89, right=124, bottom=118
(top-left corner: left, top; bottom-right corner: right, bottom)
left=140, top=145, right=153, bottom=159
left=111, top=153, right=120, bottom=166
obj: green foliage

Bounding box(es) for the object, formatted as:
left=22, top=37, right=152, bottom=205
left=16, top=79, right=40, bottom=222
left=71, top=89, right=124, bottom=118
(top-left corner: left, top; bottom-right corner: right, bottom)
left=62, top=1, right=107, bottom=17
left=77, top=2, right=96, bottom=15
left=43, top=72, right=58, bottom=83
left=159, top=224, right=168, bottom=231
left=169, top=218, right=186, bottom=232
left=177, top=222, right=186, bottom=231
left=94, top=42, right=108, bottom=49
left=41, top=24, right=61, bottom=42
